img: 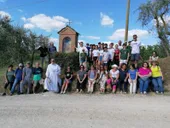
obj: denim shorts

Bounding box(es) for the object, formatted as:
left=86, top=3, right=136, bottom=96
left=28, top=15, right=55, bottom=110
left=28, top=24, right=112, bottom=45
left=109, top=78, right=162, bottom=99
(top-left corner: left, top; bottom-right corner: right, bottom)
left=99, top=56, right=103, bottom=61
left=131, top=53, right=140, bottom=61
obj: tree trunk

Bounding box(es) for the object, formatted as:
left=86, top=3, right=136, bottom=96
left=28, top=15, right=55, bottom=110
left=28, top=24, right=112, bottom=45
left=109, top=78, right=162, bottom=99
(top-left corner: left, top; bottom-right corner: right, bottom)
left=155, top=16, right=170, bottom=56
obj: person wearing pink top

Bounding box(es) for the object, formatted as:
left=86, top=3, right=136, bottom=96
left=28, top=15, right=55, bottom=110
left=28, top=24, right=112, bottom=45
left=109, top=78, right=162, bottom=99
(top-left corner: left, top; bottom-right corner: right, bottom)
left=138, top=62, right=152, bottom=94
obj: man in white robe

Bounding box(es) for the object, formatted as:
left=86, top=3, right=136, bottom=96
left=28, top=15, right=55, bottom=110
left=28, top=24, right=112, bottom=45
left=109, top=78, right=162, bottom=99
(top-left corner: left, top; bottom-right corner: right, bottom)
left=44, top=59, right=61, bottom=93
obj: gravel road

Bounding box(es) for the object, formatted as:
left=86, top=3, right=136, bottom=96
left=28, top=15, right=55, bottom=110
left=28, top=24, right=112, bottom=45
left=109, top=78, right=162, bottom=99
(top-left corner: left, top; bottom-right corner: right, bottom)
left=0, top=93, right=170, bottom=128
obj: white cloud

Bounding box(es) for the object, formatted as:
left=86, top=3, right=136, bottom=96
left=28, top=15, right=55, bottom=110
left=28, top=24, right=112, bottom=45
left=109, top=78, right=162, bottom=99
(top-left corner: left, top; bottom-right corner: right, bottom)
left=0, top=0, right=7, bottom=2
left=100, top=12, right=114, bottom=26
left=23, top=14, right=69, bottom=32
left=18, top=9, right=23, bottom=13
left=109, top=29, right=149, bottom=40
left=21, top=17, right=26, bottom=22
left=0, top=11, right=11, bottom=18
left=24, top=23, right=35, bottom=29
left=49, top=37, right=58, bottom=43
left=153, top=15, right=170, bottom=26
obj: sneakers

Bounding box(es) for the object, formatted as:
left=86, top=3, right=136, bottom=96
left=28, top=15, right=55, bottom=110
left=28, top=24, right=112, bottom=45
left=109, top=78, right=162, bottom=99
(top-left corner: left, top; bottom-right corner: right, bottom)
left=80, top=89, right=83, bottom=93
left=76, top=89, right=79, bottom=93
left=144, top=91, right=147, bottom=94
left=2, top=93, right=6, bottom=96
left=156, top=91, right=159, bottom=94
left=60, top=91, right=63, bottom=94
left=63, top=91, right=66, bottom=94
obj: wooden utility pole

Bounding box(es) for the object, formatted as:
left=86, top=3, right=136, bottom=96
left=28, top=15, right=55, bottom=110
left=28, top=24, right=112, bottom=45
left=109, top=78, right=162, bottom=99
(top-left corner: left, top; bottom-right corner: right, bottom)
left=124, top=0, right=131, bottom=43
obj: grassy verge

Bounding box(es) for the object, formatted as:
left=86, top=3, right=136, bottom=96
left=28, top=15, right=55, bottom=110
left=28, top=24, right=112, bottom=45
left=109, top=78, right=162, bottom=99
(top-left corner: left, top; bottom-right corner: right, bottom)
left=0, top=67, right=6, bottom=92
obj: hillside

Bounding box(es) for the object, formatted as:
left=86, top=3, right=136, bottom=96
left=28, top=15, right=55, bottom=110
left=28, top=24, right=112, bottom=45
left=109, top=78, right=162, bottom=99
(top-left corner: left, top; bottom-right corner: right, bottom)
left=158, top=56, right=170, bottom=91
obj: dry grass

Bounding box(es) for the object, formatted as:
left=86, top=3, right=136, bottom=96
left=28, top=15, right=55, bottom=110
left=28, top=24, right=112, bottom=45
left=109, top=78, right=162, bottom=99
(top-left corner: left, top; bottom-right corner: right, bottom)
left=158, top=56, right=170, bottom=91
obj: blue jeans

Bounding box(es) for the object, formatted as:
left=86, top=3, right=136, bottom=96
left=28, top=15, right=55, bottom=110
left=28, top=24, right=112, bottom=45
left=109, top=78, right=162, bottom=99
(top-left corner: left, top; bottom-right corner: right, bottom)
left=11, top=78, right=21, bottom=94
left=139, top=78, right=149, bottom=93
left=152, top=77, right=164, bottom=92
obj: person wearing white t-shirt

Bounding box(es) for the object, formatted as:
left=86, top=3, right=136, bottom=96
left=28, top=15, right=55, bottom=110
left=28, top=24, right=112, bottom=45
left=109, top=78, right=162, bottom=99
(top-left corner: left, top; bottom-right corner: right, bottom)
left=109, top=64, right=119, bottom=93
left=76, top=42, right=88, bottom=65
left=131, top=35, right=141, bottom=67
left=98, top=47, right=104, bottom=67
left=92, top=45, right=99, bottom=67
left=102, top=47, right=109, bottom=67
left=118, top=40, right=123, bottom=50
left=108, top=43, right=115, bottom=68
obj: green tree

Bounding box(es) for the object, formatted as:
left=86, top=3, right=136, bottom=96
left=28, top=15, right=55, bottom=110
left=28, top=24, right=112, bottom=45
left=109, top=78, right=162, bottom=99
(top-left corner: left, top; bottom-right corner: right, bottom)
left=0, top=15, right=49, bottom=67
left=137, top=0, right=170, bottom=56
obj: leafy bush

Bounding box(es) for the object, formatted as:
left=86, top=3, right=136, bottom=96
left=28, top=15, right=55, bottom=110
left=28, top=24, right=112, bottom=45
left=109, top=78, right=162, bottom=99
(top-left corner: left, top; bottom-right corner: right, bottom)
left=55, top=52, right=79, bottom=73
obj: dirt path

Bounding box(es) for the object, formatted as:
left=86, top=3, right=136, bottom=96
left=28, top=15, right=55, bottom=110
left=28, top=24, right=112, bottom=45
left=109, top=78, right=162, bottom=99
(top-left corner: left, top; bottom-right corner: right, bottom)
left=0, top=93, right=170, bottom=128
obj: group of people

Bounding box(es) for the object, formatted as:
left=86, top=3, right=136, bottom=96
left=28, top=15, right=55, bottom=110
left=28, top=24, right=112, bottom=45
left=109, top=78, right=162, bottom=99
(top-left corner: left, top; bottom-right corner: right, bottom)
left=76, top=35, right=141, bottom=71
left=1, top=34, right=164, bottom=96
left=74, top=34, right=163, bottom=94
left=2, top=62, right=43, bottom=96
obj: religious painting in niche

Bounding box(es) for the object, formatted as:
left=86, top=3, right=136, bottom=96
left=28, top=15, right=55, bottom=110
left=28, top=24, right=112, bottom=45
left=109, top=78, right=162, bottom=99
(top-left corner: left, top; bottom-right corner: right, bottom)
left=62, top=37, right=71, bottom=53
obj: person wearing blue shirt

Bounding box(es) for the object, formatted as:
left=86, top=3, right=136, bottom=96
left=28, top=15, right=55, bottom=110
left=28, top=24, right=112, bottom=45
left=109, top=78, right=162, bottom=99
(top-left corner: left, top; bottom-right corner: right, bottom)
left=10, top=63, right=23, bottom=95
left=128, top=64, right=138, bottom=94
left=49, top=42, right=57, bottom=60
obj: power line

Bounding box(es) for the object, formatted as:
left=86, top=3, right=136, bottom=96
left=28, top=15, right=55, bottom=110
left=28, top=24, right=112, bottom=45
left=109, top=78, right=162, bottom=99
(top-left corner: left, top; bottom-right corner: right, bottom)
left=1, top=0, right=49, bottom=10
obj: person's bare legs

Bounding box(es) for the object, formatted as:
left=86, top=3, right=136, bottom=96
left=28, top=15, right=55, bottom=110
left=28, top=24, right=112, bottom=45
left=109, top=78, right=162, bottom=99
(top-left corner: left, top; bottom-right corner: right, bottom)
left=61, top=82, right=66, bottom=94
left=63, top=82, right=69, bottom=94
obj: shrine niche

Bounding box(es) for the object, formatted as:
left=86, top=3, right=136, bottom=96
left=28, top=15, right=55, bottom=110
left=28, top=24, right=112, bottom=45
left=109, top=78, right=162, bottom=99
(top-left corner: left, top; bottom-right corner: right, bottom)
left=58, top=25, right=79, bottom=53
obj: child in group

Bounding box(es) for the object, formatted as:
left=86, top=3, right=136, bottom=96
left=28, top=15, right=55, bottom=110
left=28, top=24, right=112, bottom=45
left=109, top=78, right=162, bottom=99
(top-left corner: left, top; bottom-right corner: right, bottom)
left=87, top=65, right=97, bottom=93
left=106, top=73, right=112, bottom=93
left=128, top=64, right=138, bottom=94
left=60, top=66, right=73, bottom=94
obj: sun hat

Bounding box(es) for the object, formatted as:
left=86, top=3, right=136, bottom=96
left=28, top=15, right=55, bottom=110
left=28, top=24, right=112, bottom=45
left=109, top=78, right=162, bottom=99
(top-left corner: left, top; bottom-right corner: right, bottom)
left=112, top=64, right=118, bottom=68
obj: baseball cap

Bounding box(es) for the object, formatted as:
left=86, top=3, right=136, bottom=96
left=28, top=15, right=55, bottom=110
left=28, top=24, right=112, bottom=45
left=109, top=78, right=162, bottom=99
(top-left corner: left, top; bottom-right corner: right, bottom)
left=19, top=63, right=23, bottom=67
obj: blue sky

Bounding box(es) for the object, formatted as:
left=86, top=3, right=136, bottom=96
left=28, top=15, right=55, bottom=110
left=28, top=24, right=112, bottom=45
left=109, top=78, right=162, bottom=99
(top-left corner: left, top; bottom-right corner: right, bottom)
left=0, top=0, right=159, bottom=47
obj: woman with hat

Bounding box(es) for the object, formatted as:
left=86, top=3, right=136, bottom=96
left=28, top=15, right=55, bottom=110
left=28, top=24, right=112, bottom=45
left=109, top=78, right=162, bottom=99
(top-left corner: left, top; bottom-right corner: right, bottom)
left=150, top=61, right=164, bottom=94
left=109, top=64, right=119, bottom=93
